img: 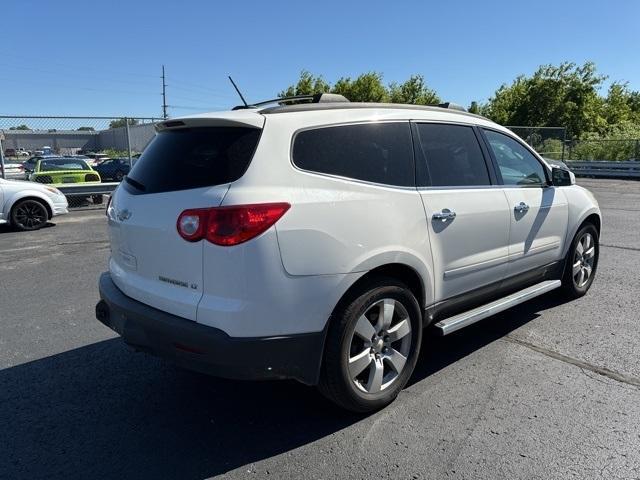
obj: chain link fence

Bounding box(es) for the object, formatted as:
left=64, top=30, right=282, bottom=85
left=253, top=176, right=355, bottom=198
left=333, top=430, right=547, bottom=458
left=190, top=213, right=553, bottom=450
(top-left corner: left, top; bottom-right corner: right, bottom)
left=508, top=126, right=640, bottom=162
left=565, top=138, right=640, bottom=161
left=507, top=126, right=567, bottom=160
left=0, top=116, right=159, bottom=208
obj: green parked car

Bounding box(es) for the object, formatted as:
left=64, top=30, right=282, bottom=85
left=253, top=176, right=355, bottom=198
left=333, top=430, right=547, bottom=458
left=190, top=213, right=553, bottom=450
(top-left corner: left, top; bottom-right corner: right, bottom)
left=28, top=157, right=103, bottom=204
left=29, top=158, right=102, bottom=185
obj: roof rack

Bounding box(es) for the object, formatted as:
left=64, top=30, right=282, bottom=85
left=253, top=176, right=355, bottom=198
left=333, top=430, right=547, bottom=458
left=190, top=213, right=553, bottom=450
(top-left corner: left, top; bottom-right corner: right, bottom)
left=232, top=93, right=349, bottom=110
left=436, top=102, right=467, bottom=112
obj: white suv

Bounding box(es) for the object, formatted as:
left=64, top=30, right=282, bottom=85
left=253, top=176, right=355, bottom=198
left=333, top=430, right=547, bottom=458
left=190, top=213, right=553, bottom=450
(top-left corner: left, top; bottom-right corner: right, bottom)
left=96, top=94, right=601, bottom=412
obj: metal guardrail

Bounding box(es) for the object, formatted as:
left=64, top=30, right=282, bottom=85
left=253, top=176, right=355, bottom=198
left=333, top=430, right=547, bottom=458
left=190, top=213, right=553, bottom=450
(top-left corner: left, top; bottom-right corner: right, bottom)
left=566, top=161, right=640, bottom=179
left=56, top=182, right=119, bottom=196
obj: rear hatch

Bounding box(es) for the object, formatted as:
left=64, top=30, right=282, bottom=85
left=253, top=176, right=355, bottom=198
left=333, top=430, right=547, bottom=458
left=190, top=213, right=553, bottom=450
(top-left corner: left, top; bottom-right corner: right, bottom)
left=107, top=113, right=264, bottom=320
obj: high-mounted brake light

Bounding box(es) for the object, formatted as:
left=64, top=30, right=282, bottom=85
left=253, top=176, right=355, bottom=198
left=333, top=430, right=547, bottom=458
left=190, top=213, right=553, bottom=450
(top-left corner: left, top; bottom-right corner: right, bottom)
left=177, top=203, right=290, bottom=246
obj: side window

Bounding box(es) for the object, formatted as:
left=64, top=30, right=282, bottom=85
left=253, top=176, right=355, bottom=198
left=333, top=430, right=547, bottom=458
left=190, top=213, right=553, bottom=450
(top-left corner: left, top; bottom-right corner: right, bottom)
left=414, top=123, right=490, bottom=187
left=292, top=122, right=414, bottom=187
left=483, top=129, right=547, bottom=186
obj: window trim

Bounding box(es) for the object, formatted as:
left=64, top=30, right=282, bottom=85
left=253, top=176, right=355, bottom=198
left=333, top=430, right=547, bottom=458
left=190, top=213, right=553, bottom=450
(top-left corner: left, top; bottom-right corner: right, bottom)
left=289, top=120, right=417, bottom=189
left=478, top=127, right=551, bottom=187
left=410, top=120, right=497, bottom=188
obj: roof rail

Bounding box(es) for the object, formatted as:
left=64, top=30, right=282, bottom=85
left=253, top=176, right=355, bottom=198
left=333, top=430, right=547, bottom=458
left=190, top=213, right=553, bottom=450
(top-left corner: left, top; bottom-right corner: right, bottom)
left=232, top=93, right=349, bottom=110
left=436, top=102, right=467, bottom=112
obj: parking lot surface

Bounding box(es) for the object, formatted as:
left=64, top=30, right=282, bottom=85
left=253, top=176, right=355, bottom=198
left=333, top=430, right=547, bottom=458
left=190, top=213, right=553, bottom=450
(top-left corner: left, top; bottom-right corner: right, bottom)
left=1, top=178, right=639, bottom=479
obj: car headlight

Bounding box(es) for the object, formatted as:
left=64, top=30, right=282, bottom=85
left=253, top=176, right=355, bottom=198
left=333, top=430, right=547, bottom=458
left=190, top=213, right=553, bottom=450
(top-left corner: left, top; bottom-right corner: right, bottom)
left=44, top=186, right=63, bottom=196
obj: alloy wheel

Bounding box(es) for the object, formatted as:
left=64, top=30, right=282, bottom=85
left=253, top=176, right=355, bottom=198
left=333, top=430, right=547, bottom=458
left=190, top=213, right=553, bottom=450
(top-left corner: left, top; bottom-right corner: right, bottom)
left=572, top=232, right=595, bottom=288
left=347, top=298, right=412, bottom=394
left=14, top=201, right=47, bottom=230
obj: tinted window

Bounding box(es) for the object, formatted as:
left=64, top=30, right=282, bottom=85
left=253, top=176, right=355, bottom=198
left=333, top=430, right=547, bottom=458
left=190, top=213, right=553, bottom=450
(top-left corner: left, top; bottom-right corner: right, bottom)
left=126, top=127, right=261, bottom=194
left=415, top=124, right=490, bottom=187
left=40, top=159, right=90, bottom=171
left=292, top=122, right=414, bottom=187
left=484, top=129, right=547, bottom=186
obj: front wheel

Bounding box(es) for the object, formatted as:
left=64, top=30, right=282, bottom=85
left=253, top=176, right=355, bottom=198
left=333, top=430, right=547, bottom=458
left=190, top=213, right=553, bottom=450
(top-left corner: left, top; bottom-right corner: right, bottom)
left=11, top=199, right=48, bottom=231
left=319, top=277, right=422, bottom=412
left=561, top=223, right=599, bottom=298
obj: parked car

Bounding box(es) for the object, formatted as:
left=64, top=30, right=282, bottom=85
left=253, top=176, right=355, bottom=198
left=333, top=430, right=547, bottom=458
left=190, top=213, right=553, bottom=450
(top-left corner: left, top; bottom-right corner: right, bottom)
left=29, top=158, right=101, bottom=185
left=94, top=158, right=130, bottom=181
left=96, top=95, right=601, bottom=412
left=22, top=155, right=59, bottom=177
left=0, top=161, right=26, bottom=180
left=0, top=177, right=68, bottom=231
left=83, top=153, right=111, bottom=167
left=29, top=158, right=103, bottom=204
left=2, top=148, right=28, bottom=157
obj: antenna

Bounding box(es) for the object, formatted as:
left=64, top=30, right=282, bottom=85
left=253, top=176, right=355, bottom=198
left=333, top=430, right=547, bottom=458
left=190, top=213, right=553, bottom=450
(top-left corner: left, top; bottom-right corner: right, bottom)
left=228, top=76, right=249, bottom=108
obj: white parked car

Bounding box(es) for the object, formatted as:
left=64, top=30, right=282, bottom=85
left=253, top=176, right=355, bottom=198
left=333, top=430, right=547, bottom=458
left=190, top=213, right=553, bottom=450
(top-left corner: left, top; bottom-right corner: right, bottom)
left=96, top=95, right=601, bottom=412
left=0, top=178, right=68, bottom=230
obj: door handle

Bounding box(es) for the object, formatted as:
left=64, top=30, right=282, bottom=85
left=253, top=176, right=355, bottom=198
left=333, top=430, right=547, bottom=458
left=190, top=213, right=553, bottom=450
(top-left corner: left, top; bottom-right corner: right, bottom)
left=514, top=202, right=530, bottom=213
left=432, top=209, right=456, bottom=221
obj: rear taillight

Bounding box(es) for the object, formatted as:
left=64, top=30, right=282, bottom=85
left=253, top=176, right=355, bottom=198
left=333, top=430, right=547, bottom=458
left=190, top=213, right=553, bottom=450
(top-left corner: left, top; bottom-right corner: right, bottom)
left=177, top=203, right=290, bottom=246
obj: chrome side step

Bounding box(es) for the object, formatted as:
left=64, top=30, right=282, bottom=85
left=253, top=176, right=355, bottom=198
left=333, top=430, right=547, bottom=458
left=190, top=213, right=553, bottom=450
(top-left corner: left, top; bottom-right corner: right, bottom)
left=435, top=280, right=562, bottom=335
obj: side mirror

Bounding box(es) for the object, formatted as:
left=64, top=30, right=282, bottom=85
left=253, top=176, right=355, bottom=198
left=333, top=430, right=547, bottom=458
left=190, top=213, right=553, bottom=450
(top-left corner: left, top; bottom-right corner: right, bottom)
left=551, top=166, right=574, bottom=186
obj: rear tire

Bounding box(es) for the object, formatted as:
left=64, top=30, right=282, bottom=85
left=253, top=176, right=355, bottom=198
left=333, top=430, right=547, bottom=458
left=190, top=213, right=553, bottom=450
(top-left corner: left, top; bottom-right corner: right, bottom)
left=319, top=276, right=422, bottom=413
left=561, top=223, right=599, bottom=298
left=10, top=199, right=48, bottom=231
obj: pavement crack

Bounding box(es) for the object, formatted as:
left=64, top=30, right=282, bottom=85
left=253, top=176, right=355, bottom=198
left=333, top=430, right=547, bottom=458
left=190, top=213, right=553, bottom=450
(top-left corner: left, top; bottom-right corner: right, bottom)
left=600, top=243, right=640, bottom=252
left=505, top=336, right=640, bottom=389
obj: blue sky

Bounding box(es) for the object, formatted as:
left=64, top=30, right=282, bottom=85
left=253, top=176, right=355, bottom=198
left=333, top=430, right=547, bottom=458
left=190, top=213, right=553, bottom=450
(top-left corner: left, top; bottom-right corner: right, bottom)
left=1, top=0, right=639, bottom=118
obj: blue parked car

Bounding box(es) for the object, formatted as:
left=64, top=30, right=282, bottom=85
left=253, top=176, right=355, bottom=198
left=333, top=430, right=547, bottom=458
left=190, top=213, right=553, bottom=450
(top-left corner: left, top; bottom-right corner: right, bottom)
left=94, top=158, right=131, bottom=182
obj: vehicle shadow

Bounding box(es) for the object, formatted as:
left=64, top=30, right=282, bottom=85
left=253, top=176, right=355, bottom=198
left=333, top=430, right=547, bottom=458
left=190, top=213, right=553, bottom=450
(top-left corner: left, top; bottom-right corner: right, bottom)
left=0, top=291, right=571, bottom=479
left=0, top=222, right=56, bottom=235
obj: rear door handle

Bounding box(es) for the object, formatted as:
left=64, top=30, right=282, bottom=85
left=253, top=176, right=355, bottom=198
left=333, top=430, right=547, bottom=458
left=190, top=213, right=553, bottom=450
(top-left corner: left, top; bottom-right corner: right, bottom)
left=514, top=202, right=530, bottom=213
left=432, top=209, right=456, bottom=221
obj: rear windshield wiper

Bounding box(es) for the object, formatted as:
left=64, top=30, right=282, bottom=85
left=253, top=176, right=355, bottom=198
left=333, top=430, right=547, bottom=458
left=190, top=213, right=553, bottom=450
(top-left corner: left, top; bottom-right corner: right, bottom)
left=125, top=176, right=146, bottom=191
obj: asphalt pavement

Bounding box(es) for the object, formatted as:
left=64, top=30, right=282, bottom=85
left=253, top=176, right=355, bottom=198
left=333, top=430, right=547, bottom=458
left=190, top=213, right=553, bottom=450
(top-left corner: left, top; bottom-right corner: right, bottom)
left=1, top=178, right=639, bottom=479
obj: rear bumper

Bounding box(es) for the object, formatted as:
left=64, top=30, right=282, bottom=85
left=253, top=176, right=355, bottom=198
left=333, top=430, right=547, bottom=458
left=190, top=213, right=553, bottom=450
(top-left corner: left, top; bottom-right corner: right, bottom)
left=96, top=272, right=325, bottom=385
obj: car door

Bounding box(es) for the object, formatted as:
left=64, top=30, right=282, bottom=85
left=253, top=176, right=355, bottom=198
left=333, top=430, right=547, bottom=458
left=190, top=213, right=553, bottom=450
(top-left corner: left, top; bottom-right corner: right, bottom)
left=412, top=122, right=511, bottom=302
left=481, top=128, right=569, bottom=277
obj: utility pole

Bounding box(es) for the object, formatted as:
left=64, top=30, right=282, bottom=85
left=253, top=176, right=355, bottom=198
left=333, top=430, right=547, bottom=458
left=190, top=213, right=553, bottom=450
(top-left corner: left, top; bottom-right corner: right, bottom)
left=161, top=65, right=168, bottom=119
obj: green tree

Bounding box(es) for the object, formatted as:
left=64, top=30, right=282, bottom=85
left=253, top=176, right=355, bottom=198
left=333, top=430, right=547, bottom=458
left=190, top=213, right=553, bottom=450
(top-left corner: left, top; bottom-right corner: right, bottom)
left=388, top=75, right=440, bottom=105
left=483, top=62, right=607, bottom=139
left=280, top=71, right=439, bottom=104
left=468, top=101, right=480, bottom=114
left=333, top=72, right=388, bottom=102
left=109, top=118, right=139, bottom=129
left=279, top=70, right=331, bottom=97
left=9, top=124, right=30, bottom=130
left=77, top=126, right=95, bottom=131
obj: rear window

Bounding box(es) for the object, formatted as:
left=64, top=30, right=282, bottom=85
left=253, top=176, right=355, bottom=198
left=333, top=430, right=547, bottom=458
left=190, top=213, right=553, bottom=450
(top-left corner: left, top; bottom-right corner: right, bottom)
left=292, top=122, right=414, bottom=187
left=40, top=159, right=90, bottom=171
left=125, top=127, right=261, bottom=194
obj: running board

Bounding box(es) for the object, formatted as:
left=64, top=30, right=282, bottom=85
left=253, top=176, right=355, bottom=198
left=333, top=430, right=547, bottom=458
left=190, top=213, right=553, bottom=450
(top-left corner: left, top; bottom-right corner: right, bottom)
left=434, top=280, right=562, bottom=335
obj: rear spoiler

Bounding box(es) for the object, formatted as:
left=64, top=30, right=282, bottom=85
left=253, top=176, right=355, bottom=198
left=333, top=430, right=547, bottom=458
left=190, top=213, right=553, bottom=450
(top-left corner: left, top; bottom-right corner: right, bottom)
left=155, top=111, right=265, bottom=131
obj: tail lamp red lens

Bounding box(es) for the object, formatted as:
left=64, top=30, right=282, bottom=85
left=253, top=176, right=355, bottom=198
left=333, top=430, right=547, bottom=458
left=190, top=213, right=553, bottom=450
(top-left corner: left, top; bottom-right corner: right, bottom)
left=177, top=203, right=290, bottom=246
